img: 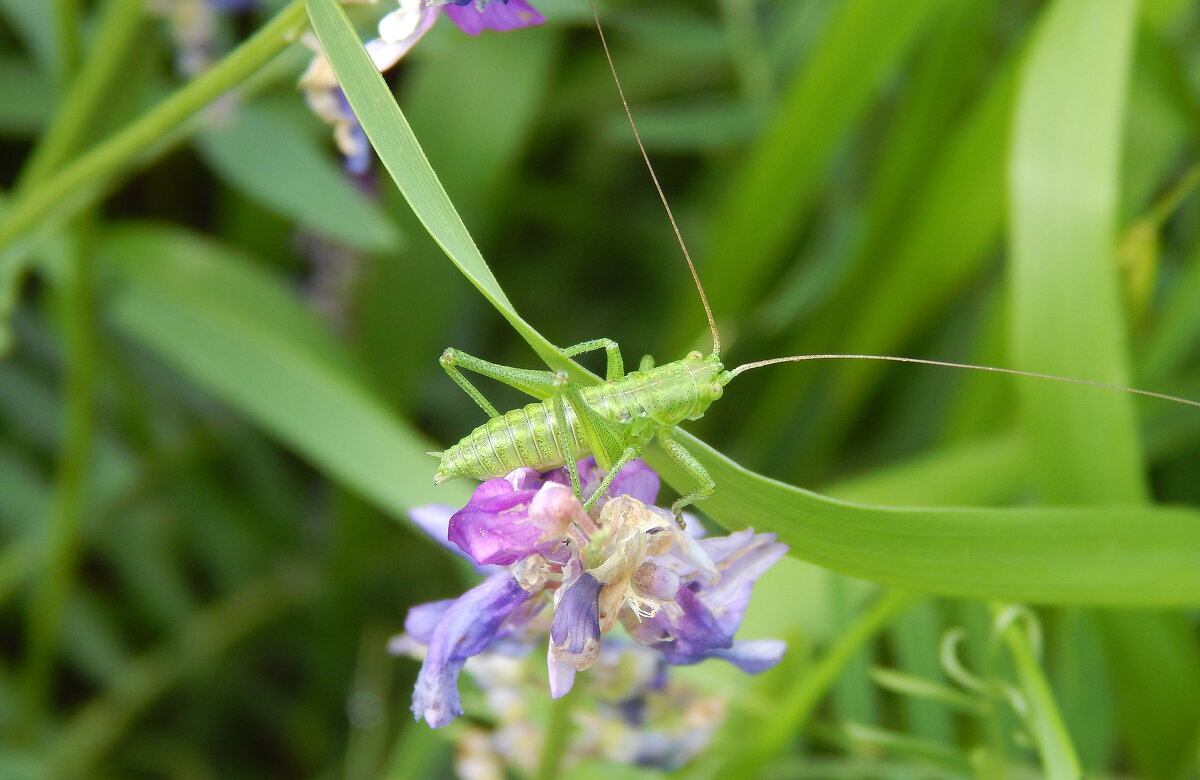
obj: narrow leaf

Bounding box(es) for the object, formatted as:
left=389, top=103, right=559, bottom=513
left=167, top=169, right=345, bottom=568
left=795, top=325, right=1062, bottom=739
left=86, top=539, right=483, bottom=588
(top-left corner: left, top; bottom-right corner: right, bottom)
left=99, top=224, right=465, bottom=519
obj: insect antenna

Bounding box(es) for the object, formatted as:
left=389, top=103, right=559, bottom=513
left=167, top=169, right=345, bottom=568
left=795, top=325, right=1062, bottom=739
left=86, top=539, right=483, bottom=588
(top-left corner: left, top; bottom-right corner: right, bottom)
left=588, top=0, right=721, bottom=357
left=727, top=354, right=1200, bottom=410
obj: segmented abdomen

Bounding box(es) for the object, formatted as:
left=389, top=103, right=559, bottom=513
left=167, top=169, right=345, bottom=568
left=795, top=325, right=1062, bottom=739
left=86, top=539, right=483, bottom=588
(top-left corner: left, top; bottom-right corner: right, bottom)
left=435, top=400, right=583, bottom=483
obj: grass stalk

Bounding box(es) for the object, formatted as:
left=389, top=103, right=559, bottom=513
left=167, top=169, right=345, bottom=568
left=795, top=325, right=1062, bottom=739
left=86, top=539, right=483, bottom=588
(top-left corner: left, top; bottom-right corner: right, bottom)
left=52, top=0, right=82, bottom=85
left=17, top=0, right=148, bottom=191
left=0, top=0, right=308, bottom=255
left=18, top=232, right=97, bottom=741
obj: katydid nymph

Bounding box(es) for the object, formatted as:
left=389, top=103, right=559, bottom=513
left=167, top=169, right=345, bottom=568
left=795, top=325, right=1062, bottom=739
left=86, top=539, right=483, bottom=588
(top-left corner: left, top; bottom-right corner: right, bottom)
left=430, top=4, right=1200, bottom=520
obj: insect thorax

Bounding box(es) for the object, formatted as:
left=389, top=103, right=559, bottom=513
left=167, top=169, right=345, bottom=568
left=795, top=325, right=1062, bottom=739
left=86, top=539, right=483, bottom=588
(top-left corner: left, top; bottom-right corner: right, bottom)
left=583, top=352, right=726, bottom=430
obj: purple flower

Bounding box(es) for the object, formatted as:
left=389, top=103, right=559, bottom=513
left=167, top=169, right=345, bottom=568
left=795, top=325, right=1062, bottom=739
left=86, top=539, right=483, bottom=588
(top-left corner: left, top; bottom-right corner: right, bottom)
left=393, top=458, right=787, bottom=728
left=366, top=0, right=545, bottom=73
left=410, top=574, right=534, bottom=727
left=447, top=469, right=583, bottom=565
left=302, top=0, right=544, bottom=173
left=624, top=528, right=788, bottom=668
left=441, top=0, right=546, bottom=36
left=151, top=0, right=258, bottom=76
left=208, top=0, right=256, bottom=10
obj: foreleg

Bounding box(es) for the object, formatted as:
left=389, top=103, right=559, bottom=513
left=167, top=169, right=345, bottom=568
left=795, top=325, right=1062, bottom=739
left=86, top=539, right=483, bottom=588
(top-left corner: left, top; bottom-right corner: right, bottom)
left=657, top=435, right=716, bottom=520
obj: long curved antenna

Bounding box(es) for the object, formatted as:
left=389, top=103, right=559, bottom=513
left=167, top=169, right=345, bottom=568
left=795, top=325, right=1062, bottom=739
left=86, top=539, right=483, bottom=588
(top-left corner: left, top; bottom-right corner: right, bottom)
left=728, top=354, right=1200, bottom=409
left=588, top=0, right=720, bottom=356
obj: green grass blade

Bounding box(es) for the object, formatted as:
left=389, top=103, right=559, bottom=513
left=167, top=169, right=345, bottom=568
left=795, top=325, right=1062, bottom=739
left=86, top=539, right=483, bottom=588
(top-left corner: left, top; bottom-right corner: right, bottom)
left=1010, top=3, right=1200, bottom=772
left=307, top=0, right=1200, bottom=606
left=685, top=0, right=949, bottom=344
left=305, top=0, right=573, bottom=377
left=647, top=437, right=1200, bottom=606
left=99, top=224, right=466, bottom=518
left=1008, top=0, right=1143, bottom=503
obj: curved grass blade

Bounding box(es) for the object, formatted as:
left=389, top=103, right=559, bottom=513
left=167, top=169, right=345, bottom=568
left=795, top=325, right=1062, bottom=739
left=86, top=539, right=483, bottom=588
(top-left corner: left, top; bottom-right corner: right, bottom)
left=306, top=0, right=574, bottom=378
left=646, top=437, right=1200, bottom=606
left=1010, top=1, right=1200, bottom=773
left=99, top=224, right=465, bottom=519
left=307, top=0, right=1200, bottom=606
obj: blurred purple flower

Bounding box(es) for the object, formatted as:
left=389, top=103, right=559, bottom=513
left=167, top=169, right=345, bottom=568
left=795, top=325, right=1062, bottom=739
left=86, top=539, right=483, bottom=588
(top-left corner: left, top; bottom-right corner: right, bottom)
left=302, top=0, right=544, bottom=173
left=395, top=457, right=787, bottom=728
left=151, top=0, right=258, bottom=76
left=410, top=574, right=532, bottom=727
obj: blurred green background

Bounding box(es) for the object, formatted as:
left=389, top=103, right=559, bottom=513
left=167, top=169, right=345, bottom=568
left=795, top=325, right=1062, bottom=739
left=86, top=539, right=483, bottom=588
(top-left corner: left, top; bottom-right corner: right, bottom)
left=1, top=0, right=1199, bottom=776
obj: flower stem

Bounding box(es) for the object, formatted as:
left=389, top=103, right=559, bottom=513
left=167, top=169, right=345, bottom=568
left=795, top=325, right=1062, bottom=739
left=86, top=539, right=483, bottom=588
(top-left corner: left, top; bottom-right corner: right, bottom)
left=535, top=689, right=576, bottom=780
left=18, top=229, right=98, bottom=742
left=0, top=0, right=308, bottom=255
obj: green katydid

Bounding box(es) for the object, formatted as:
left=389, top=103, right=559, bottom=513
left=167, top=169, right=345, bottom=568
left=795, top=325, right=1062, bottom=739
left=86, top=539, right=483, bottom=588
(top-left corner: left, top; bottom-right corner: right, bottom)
left=431, top=4, right=1200, bottom=520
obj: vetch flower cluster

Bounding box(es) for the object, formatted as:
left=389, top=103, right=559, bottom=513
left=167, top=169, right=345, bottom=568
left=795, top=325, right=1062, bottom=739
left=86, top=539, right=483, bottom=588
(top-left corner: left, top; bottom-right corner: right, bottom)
left=300, top=0, right=544, bottom=173
left=440, top=639, right=729, bottom=774
left=393, top=458, right=787, bottom=729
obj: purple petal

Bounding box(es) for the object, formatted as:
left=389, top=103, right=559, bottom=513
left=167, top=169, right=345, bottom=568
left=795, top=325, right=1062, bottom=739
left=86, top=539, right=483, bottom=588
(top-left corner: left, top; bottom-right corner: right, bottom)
left=608, top=458, right=659, bottom=504
left=545, top=457, right=599, bottom=493
left=411, top=575, right=531, bottom=727
left=548, top=572, right=602, bottom=697
left=665, top=584, right=731, bottom=655
left=545, top=457, right=659, bottom=505
left=697, top=532, right=787, bottom=638
left=507, top=466, right=544, bottom=491
left=409, top=504, right=456, bottom=543
left=443, top=0, right=545, bottom=36
left=209, top=0, right=256, bottom=11
left=632, top=562, right=680, bottom=601
left=447, top=478, right=540, bottom=565
left=403, top=598, right=456, bottom=643
left=550, top=573, right=601, bottom=655
left=662, top=639, right=787, bottom=674
left=410, top=504, right=509, bottom=575
left=447, top=479, right=580, bottom=566
left=548, top=649, right=577, bottom=699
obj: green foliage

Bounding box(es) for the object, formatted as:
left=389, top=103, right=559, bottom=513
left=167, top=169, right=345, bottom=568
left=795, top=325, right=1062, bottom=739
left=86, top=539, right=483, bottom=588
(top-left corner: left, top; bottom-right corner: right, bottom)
left=1, top=0, right=1199, bottom=777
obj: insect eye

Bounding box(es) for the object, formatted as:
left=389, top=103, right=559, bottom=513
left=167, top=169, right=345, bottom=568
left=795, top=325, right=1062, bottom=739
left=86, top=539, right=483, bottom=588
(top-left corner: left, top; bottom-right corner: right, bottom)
left=687, top=350, right=703, bottom=360
left=710, top=381, right=723, bottom=400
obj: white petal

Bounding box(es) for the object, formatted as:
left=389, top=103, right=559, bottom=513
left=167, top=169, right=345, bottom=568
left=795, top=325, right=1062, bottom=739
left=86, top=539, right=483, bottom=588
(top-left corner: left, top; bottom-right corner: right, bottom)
left=378, top=0, right=429, bottom=42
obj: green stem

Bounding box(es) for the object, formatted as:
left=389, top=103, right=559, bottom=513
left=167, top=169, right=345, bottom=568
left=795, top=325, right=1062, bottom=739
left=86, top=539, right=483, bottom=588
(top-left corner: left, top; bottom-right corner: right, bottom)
left=696, top=589, right=918, bottom=780
left=535, top=689, right=576, bottom=780
left=1146, top=160, right=1200, bottom=227
left=716, top=0, right=774, bottom=121
left=0, top=0, right=308, bottom=254
left=998, top=610, right=1082, bottom=780
left=19, top=231, right=98, bottom=741
left=18, top=0, right=148, bottom=192
left=46, top=564, right=316, bottom=776
left=53, top=0, right=82, bottom=85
